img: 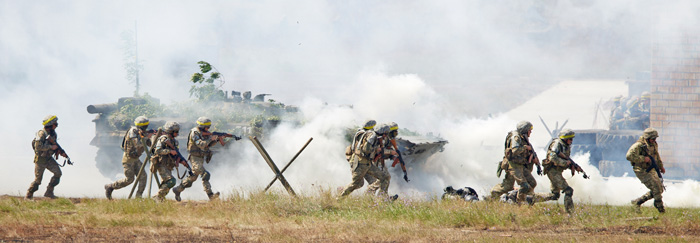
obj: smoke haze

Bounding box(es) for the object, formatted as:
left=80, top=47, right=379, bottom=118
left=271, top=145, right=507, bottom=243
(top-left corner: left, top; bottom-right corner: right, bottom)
left=2, top=1, right=700, bottom=207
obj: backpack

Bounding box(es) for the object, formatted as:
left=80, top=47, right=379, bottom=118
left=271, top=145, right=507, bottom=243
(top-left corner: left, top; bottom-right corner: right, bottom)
left=345, top=130, right=366, bottom=161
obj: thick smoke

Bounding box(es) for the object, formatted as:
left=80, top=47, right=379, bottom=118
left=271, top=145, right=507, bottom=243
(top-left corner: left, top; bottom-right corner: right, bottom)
left=2, top=1, right=700, bottom=207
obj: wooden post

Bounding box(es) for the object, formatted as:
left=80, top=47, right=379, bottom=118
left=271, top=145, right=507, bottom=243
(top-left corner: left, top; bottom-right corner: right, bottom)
left=249, top=136, right=296, bottom=197
left=264, top=137, right=313, bottom=191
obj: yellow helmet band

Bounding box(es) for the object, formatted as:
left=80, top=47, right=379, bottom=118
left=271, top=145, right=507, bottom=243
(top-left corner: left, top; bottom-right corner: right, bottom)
left=42, top=116, right=57, bottom=126
left=390, top=126, right=398, bottom=131
left=197, top=121, right=212, bottom=126
left=560, top=134, right=575, bottom=139
left=364, top=125, right=375, bottom=130
left=135, top=121, right=150, bottom=126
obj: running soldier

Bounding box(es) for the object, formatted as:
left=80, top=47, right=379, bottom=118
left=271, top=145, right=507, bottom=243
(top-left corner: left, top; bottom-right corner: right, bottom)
left=26, top=115, right=66, bottom=199
left=364, top=124, right=397, bottom=199
left=533, top=129, right=576, bottom=213
left=172, top=117, right=221, bottom=201
left=104, top=116, right=152, bottom=199
left=339, top=120, right=382, bottom=198
left=489, top=121, right=540, bottom=204
left=151, top=121, right=182, bottom=202
left=627, top=128, right=666, bottom=213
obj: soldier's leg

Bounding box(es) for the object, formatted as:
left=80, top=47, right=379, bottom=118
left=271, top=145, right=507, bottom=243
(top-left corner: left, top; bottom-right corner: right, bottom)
left=43, top=158, right=62, bottom=199
left=340, top=161, right=371, bottom=197
left=490, top=171, right=515, bottom=200
left=563, top=186, right=574, bottom=214
left=363, top=172, right=379, bottom=195
left=365, top=164, right=385, bottom=196
left=134, top=160, right=148, bottom=197
left=26, top=157, right=47, bottom=199
left=110, top=158, right=139, bottom=190
left=191, top=157, right=218, bottom=199
left=632, top=171, right=657, bottom=206
left=379, top=166, right=391, bottom=196
left=155, top=165, right=175, bottom=201
left=648, top=173, right=665, bottom=213
left=510, top=164, right=531, bottom=204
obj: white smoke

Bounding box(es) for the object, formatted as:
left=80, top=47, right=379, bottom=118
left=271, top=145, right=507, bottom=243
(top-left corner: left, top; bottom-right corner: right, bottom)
left=2, top=1, right=700, bottom=208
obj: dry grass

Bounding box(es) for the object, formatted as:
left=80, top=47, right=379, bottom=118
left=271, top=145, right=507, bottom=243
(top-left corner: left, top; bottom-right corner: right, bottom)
left=0, top=190, right=699, bottom=242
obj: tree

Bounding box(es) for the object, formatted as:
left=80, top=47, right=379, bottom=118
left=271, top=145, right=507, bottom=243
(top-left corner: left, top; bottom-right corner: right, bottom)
left=189, top=61, right=226, bottom=101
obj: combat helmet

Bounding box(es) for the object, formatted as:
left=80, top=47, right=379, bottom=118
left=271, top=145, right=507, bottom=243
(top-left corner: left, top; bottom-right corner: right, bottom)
left=197, top=117, right=212, bottom=128
left=516, top=121, right=533, bottom=134
left=42, top=115, right=58, bottom=127
left=643, top=128, right=658, bottom=139
left=641, top=91, right=651, bottom=100
left=164, top=121, right=180, bottom=134
left=362, top=119, right=377, bottom=130
left=389, top=122, right=399, bottom=138
left=559, top=129, right=575, bottom=139
left=134, top=116, right=149, bottom=128
left=374, top=124, right=390, bottom=135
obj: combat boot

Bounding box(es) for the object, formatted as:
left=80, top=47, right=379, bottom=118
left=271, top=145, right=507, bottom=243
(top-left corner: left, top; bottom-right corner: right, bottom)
left=25, top=190, right=34, bottom=200
left=104, top=184, right=114, bottom=200
left=654, top=201, right=666, bottom=214
left=172, top=186, right=183, bottom=202
left=631, top=199, right=642, bottom=213
left=389, top=194, right=399, bottom=202
left=44, top=187, right=57, bottom=199
left=208, top=192, right=220, bottom=200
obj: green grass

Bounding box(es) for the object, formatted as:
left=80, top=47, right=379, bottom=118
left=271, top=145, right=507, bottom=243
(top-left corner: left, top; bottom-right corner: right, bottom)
left=1, top=191, right=698, bottom=241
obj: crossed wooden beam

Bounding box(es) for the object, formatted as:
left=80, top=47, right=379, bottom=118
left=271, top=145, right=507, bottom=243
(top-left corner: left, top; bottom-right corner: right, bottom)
left=249, top=136, right=313, bottom=197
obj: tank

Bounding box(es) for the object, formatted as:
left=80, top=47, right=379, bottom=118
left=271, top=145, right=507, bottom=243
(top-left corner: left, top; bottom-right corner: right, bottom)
left=87, top=91, right=300, bottom=179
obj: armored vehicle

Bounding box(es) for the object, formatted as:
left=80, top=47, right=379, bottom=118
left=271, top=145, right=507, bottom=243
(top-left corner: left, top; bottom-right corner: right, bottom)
left=87, top=91, right=299, bottom=179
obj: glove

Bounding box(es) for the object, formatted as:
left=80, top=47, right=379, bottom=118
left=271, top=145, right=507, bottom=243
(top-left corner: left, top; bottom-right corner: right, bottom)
left=536, top=164, right=543, bottom=176
left=403, top=174, right=410, bottom=182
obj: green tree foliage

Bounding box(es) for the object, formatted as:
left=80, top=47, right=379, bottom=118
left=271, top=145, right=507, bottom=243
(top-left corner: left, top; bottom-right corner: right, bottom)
left=189, top=61, right=225, bottom=102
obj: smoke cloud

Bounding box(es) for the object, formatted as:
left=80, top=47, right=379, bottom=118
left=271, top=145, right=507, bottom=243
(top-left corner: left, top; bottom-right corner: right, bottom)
left=2, top=1, right=699, bottom=207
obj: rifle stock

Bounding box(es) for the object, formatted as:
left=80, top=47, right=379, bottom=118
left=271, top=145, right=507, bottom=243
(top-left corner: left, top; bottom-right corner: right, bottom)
left=642, top=145, right=664, bottom=186
left=390, top=139, right=409, bottom=182
left=163, top=139, right=194, bottom=176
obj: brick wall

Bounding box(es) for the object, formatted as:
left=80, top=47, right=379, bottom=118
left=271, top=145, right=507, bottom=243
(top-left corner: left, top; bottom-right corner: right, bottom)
left=651, top=31, right=700, bottom=178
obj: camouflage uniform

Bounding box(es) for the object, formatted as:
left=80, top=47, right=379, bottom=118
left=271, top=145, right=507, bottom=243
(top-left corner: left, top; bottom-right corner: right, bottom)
left=105, top=126, right=148, bottom=199
left=609, top=96, right=625, bottom=130
left=490, top=122, right=537, bottom=204
left=627, top=128, right=665, bottom=213
left=365, top=125, right=394, bottom=197
left=172, top=125, right=220, bottom=201
left=532, top=136, right=575, bottom=213
left=151, top=123, right=180, bottom=201
left=26, top=125, right=62, bottom=199
left=340, top=122, right=382, bottom=197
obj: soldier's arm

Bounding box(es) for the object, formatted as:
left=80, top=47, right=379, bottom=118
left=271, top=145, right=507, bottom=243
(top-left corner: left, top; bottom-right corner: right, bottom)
left=626, top=143, right=645, bottom=164
left=510, top=135, right=529, bottom=158
left=193, top=132, right=216, bottom=150
left=154, top=138, right=172, bottom=155
left=34, top=131, right=53, bottom=152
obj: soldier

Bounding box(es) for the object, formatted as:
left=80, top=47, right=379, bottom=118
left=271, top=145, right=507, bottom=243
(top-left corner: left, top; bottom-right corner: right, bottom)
left=489, top=121, right=540, bottom=204
left=104, top=116, right=152, bottom=199
left=609, top=96, right=625, bottom=130
left=364, top=124, right=397, bottom=199
left=151, top=121, right=182, bottom=202
left=26, top=115, right=65, bottom=199
left=339, top=120, right=383, bottom=198
left=532, top=129, right=576, bottom=213
left=627, top=128, right=666, bottom=213
left=172, top=117, right=221, bottom=201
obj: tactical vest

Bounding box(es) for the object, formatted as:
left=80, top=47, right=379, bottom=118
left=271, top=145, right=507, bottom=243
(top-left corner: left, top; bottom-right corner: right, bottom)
left=345, top=130, right=366, bottom=161
left=354, top=130, right=377, bottom=160
left=187, top=128, right=210, bottom=157
left=504, top=131, right=529, bottom=164
left=122, top=127, right=145, bottom=159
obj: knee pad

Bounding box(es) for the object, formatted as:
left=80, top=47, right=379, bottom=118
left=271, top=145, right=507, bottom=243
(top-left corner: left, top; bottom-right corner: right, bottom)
left=563, top=186, right=574, bottom=196
left=519, top=182, right=530, bottom=193
left=202, top=170, right=211, bottom=181
left=48, top=177, right=60, bottom=187
left=165, top=178, right=176, bottom=188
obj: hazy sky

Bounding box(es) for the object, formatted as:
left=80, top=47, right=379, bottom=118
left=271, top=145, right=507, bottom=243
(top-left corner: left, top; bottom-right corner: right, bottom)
left=2, top=1, right=699, bottom=206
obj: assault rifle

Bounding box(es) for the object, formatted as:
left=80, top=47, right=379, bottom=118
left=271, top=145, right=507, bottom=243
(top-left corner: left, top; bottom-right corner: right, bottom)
left=390, top=139, right=409, bottom=182
left=523, top=137, right=542, bottom=176
left=558, top=152, right=590, bottom=179
left=641, top=145, right=664, bottom=186
left=203, top=131, right=242, bottom=146
left=47, top=135, right=74, bottom=166
left=163, top=139, right=194, bottom=177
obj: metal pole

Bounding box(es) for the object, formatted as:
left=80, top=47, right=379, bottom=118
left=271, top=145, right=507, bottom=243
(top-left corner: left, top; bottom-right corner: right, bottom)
left=264, top=137, right=312, bottom=191
left=249, top=136, right=296, bottom=197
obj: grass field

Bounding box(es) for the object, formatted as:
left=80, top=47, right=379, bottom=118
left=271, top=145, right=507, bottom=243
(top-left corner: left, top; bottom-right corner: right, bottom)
left=1, top=189, right=699, bottom=242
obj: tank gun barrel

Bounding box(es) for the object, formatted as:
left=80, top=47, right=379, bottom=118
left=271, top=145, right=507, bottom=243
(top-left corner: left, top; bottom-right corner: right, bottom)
left=87, top=103, right=118, bottom=114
